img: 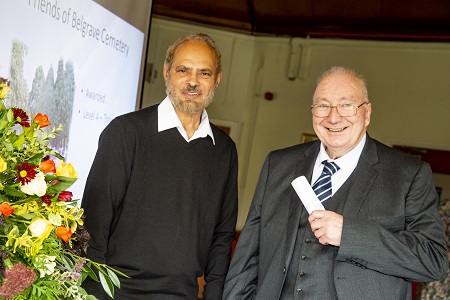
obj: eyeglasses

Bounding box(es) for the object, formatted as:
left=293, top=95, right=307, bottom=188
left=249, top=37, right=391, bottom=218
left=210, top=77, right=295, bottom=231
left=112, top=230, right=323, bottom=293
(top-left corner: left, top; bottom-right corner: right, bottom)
left=311, top=102, right=368, bottom=118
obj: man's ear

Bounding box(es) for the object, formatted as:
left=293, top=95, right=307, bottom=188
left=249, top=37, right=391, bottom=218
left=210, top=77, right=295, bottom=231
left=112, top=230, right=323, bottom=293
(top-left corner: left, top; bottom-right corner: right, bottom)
left=163, top=64, right=169, bottom=81
left=215, top=71, right=223, bottom=88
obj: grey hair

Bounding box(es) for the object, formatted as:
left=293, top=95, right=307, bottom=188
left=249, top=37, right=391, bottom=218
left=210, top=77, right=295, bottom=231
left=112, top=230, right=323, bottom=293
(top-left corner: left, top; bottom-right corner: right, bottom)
left=315, top=66, right=369, bottom=101
left=164, top=33, right=222, bottom=80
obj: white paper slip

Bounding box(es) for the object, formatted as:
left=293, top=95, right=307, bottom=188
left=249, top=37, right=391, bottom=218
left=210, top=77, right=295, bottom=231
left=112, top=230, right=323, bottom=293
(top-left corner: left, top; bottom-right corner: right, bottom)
left=291, top=175, right=325, bottom=214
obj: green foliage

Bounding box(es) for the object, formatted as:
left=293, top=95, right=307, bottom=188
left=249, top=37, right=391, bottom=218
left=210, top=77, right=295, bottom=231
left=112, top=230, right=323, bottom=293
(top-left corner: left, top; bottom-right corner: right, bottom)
left=0, top=72, right=126, bottom=299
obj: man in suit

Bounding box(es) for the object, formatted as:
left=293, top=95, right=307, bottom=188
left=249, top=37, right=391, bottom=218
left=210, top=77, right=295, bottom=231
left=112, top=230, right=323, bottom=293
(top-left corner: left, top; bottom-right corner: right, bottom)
left=223, top=66, right=447, bottom=299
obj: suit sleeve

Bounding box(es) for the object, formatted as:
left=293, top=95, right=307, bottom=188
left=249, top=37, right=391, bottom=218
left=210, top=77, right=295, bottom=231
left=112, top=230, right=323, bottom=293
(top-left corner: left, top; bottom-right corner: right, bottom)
left=222, top=154, right=273, bottom=299
left=203, top=143, right=239, bottom=299
left=337, top=162, right=448, bottom=282
left=81, top=119, right=134, bottom=298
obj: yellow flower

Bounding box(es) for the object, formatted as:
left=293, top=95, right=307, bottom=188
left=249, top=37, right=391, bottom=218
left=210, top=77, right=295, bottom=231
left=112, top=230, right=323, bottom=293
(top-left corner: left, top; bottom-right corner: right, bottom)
left=5, top=225, right=20, bottom=248
left=28, top=218, right=53, bottom=239
left=0, top=156, right=6, bottom=172
left=56, top=161, right=78, bottom=178
left=0, top=82, right=10, bottom=98
left=13, top=201, right=40, bottom=216
left=6, top=226, right=33, bottom=254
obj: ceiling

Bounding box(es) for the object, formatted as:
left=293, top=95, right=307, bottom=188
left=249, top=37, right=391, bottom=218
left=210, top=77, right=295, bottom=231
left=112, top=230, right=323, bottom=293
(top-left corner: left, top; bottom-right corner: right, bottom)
left=152, top=0, right=450, bottom=42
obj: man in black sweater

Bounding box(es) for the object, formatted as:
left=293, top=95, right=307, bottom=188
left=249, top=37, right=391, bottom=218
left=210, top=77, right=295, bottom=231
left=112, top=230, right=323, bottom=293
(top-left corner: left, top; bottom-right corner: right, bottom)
left=81, top=33, right=238, bottom=299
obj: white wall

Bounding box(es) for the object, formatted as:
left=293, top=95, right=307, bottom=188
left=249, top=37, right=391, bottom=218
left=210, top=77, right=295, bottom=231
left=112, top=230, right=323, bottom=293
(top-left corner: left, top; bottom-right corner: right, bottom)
left=144, top=18, right=450, bottom=230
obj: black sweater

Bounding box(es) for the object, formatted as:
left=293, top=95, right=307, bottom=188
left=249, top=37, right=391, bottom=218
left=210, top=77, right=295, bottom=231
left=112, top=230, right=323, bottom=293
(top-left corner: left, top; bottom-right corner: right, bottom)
left=81, top=104, right=238, bottom=299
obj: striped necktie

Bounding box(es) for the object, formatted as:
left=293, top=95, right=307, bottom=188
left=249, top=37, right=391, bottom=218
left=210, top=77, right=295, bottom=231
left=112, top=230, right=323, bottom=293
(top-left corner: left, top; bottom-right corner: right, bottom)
left=312, top=160, right=340, bottom=204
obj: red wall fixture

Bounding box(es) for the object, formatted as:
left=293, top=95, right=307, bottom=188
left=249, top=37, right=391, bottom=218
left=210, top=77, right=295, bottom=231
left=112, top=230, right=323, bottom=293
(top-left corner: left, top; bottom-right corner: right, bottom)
left=393, top=145, right=450, bottom=175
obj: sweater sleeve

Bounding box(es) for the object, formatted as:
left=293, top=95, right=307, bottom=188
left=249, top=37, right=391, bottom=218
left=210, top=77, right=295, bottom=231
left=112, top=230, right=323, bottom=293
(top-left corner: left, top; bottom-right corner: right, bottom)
left=81, top=118, right=134, bottom=296
left=203, top=141, right=239, bottom=299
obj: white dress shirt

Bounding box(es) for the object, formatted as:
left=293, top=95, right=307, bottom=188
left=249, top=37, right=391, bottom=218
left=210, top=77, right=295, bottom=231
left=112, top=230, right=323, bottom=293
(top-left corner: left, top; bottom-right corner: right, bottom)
left=311, top=133, right=367, bottom=195
left=157, top=97, right=215, bottom=145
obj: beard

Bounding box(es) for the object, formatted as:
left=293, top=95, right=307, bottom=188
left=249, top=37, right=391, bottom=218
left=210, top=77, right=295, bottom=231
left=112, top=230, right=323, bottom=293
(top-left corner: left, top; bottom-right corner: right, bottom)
left=165, top=79, right=216, bottom=115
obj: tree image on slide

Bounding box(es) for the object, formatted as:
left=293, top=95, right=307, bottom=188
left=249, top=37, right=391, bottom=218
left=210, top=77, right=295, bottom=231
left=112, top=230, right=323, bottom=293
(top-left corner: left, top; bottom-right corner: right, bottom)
left=7, top=40, right=75, bottom=157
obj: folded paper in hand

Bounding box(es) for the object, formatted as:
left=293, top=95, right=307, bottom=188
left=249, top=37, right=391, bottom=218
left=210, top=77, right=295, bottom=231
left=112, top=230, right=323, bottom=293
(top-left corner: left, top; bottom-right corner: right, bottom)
left=291, top=175, right=325, bottom=214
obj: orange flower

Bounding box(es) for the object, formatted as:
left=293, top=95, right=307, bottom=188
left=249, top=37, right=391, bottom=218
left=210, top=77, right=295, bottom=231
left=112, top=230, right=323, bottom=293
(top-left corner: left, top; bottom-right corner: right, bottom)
left=56, top=226, right=73, bottom=243
left=40, top=159, right=56, bottom=173
left=34, top=113, right=51, bottom=128
left=0, top=203, right=15, bottom=217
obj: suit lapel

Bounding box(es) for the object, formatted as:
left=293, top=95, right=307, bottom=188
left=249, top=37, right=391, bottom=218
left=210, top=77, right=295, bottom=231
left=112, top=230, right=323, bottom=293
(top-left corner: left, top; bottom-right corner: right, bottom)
left=338, top=136, right=380, bottom=217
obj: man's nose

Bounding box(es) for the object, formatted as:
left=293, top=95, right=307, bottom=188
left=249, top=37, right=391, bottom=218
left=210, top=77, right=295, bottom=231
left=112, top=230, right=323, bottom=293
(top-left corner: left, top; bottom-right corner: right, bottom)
left=327, top=106, right=342, bottom=122
left=186, top=72, right=200, bottom=87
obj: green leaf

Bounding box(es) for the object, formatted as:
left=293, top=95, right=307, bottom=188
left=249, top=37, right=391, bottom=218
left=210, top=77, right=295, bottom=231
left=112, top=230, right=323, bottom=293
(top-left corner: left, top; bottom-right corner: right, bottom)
left=82, top=263, right=99, bottom=282
left=6, top=108, right=13, bottom=122
left=107, top=268, right=121, bottom=288
left=0, top=172, right=8, bottom=181
left=46, top=175, right=77, bottom=192
left=18, top=213, right=36, bottom=220
left=53, top=152, right=65, bottom=161
left=27, top=153, right=45, bottom=165
left=61, top=254, right=74, bottom=270
left=0, top=119, right=7, bottom=131
left=2, top=140, right=13, bottom=151
left=81, top=270, right=89, bottom=282
left=3, top=186, right=26, bottom=197
left=99, top=272, right=114, bottom=299
left=12, top=133, right=25, bottom=149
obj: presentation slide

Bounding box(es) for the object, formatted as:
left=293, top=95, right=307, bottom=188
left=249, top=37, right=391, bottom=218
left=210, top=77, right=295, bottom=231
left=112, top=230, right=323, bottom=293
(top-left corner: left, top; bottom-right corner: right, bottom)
left=0, top=0, right=145, bottom=200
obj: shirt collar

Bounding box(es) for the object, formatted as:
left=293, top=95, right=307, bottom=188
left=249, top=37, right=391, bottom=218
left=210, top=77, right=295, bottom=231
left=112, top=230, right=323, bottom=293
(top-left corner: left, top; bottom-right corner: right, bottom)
left=316, top=133, right=367, bottom=171
left=157, top=97, right=215, bottom=145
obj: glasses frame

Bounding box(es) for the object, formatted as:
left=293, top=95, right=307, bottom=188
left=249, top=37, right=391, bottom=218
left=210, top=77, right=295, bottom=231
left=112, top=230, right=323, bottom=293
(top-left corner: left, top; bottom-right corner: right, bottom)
left=311, top=102, right=368, bottom=118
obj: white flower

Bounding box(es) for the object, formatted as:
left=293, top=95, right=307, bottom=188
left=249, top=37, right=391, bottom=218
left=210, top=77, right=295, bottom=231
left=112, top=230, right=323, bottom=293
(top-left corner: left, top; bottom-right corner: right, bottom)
left=32, top=255, right=57, bottom=278
left=28, top=218, right=53, bottom=238
left=20, top=172, right=47, bottom=196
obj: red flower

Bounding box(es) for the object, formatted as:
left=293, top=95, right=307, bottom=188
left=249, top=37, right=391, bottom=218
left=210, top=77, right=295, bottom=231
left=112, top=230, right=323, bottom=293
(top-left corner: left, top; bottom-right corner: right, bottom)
left=41, top=194, right=53, bottom=205
left=34, top=113, right=51, bottom=128
left=0, top=203, right=14, bottom=217
left=39, top=159, right=56, bottom=173
left=58, top=191, right=73, bottom=202
left=12, top=107, right=30, bottom=127
left=16, top=162, right=37, bottom=185
left=56, top=226, right=73, bottom=243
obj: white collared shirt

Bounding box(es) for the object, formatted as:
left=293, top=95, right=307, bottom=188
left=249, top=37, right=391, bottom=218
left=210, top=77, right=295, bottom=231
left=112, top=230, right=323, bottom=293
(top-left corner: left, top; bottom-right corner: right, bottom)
left=311, top=133, right=367, bottom=195
left=157, top=97, right=215, bottom=144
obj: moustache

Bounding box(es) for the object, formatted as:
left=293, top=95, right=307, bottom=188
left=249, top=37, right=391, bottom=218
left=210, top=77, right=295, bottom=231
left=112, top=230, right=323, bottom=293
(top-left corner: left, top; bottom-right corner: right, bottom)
left=181, top=85, right=203, bottom=94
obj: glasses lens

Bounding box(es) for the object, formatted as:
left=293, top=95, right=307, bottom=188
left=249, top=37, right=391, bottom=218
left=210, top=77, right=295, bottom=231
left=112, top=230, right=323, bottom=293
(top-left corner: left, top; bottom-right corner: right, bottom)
left=312, top=105, right=329, bottom=117
left=337, top=104, right=356, bottom=117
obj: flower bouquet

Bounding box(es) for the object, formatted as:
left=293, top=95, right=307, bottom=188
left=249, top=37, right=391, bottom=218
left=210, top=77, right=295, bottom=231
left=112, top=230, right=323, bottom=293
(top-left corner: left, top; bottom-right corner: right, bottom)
left=0, top=77, right=125, bottom=299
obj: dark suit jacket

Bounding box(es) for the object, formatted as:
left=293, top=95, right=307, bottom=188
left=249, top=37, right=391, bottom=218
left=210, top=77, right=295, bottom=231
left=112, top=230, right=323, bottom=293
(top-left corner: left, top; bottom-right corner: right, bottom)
left=223, top=136, right=447, bottom=300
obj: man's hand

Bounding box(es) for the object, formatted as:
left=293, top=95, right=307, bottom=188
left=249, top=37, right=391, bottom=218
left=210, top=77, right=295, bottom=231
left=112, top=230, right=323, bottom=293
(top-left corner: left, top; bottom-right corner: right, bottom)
left=308, top=210, right=343, bottom=246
